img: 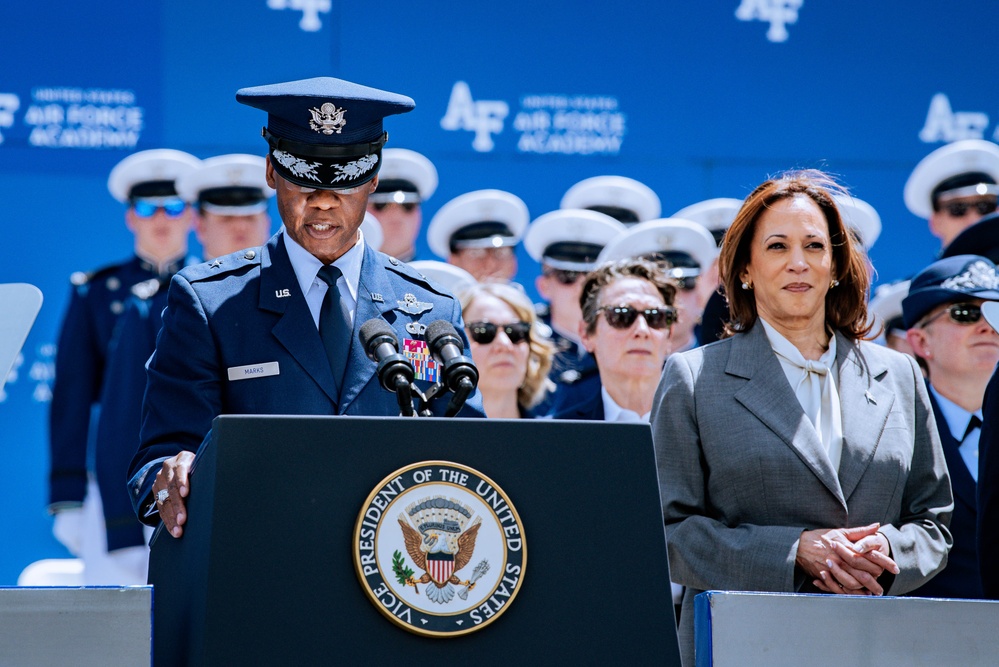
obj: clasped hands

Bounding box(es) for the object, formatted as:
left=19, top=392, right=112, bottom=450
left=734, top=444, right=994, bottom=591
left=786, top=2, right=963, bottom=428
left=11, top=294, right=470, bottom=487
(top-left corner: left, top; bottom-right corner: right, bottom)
left=796, top=523, right=900, bottom=596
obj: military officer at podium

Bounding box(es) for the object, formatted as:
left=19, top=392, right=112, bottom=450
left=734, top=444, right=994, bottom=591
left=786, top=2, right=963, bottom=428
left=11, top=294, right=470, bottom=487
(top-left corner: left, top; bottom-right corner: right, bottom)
left=48, top=148, right=200, bottom=581
left=93, top=154, right=273, bottom=579
left=366, top=147, right=437, bottom=261
left=128, top=77, right=483, bottom=538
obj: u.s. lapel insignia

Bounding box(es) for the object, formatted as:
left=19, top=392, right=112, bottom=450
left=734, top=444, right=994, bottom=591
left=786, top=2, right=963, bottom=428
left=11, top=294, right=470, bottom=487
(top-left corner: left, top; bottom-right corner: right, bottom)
left=309, top=102, right=347, bottom=135
left=371, top=292, right=384, bottom=303
left=397, top=293, right=433, bottom=315
left=353, top=461, right=526, bottom=637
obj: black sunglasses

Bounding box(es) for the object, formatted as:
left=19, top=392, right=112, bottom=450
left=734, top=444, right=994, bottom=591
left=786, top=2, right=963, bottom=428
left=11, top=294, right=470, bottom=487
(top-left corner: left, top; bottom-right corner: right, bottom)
left=466, top=321, right=531, bottom=345
left=372, top=202, right=417, bottom=213
left=544, top=268, right=585, bottom=285
left=596, top=305, right=677, bottom=330
left=920, top=302, right=983, bottom=327
left=943, top=200, right=998, bottom=217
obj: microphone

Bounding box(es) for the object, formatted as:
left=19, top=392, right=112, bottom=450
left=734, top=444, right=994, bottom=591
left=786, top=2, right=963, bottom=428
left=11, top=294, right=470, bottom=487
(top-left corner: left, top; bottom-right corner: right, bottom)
left=358, top=318, right=415, bottom=417
left=424, top=320, right=479, bottom=417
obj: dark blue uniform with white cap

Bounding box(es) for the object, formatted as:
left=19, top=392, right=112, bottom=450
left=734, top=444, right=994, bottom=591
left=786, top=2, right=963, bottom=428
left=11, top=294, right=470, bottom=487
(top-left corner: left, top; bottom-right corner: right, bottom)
left=127, top=77, right=483, bottom=522
left=48, top=149, right=199, bottom=518
left=523, top=208, right=626, bottom=415
left=95, top=153, right=274, bottom=551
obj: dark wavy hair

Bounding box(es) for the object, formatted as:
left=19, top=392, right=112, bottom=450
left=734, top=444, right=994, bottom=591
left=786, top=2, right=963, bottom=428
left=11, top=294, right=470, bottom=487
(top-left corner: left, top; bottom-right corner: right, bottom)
left=718, top=169, right=873, bottom=340
left=579, top=257, right=678, bottom=335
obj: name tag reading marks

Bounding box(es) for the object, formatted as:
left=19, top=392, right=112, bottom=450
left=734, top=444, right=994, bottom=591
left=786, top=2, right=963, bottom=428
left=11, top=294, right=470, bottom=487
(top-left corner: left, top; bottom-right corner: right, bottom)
left=228, top=361, right=280, bottom=381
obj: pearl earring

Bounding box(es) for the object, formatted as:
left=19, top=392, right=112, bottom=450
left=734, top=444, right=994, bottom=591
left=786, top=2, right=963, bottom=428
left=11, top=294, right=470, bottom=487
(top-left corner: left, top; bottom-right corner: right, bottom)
left=830, top=279, right=840, bottom=288
left=741, top=281, right=751, bottom=290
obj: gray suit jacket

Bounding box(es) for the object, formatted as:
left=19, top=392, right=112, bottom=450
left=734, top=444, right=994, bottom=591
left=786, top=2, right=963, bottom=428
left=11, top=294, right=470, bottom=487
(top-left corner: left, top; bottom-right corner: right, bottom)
left=651, top=324, right=953, bottom=665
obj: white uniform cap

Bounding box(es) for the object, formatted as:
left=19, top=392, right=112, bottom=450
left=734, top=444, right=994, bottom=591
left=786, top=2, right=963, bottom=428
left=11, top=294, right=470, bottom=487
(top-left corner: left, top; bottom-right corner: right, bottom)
left=597, top=218, right=719, bottom=278
left=427, top=189, right=529, bottom=259
left=904, top=140, right=999, bottom=219
left=175, top=154, right=274, bottom=215
left=361, top=211, right=383, bottom=252
left=370, top=148, right=438, bottom=204
left=560, top=175, right=661, bottom=223
left=409, top=260, right=477, bottom=296
left=523, top=209, right=626, bottom=271
left=834, top=194, right=882, bottom=250
left=672, top=197, right=744, bottom=246
left=107, top=148, right=202, bottom=203
left=868, top=280, right=910, bottom=335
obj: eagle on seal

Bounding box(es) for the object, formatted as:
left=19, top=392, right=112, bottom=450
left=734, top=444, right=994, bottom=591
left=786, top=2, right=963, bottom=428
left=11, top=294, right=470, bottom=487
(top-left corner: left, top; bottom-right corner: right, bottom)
left=398, top=516, right=481, bottom=604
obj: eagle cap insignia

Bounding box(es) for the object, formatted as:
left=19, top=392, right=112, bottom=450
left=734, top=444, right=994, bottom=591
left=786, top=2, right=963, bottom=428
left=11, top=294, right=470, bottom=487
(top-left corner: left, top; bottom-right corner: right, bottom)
left=396, top=293, right=433, bottom=315
left=353, top=461, right=526, bottom=637
left=309, top=102, right=347, bottom=135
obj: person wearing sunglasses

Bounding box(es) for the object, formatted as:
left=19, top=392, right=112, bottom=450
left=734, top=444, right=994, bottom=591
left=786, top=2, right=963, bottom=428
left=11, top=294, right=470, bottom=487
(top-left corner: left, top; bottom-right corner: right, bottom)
left=901, top=255, right=999, bottom=600
left=47, top=148, right=200, bottom=584
left=652, top=170, right=953, bottom=666
left=128, top=77, right=483, bottom=541
left=459, top=282, right=555, bottom=419
left=427, top=189, right=529, bottom=283
left=552, top=258, right=676, bottom=423
left=523, top=209, right=626, bottom=416
left=366, top=148, right=437, bottom=262
left=904, top=139, right=999, bottom=249
left=597, top=218, right=718, bottom=356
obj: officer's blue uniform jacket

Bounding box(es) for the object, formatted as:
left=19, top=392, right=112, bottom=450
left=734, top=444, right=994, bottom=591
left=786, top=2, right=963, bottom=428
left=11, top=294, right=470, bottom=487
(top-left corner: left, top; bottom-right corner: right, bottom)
left=533, top=316, right=602, bottom=416
left=49, top=255, right=181, bottom=509
left=551, top=390, right=605, bottom=422
left=94, top=277, right=169, bottom=550
left=128, top=232, right=484, bottom=520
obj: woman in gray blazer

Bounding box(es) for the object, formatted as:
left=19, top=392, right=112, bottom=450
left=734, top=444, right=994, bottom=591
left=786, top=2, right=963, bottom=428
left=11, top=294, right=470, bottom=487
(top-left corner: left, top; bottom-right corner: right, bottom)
left=651, top=170, right=953, bottom=666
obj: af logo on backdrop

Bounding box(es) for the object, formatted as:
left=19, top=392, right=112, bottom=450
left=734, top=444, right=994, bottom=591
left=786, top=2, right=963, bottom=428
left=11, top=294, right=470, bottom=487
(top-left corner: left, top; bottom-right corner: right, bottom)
left=266, top=0, right=331, bottom=32
left=735, top=0, right=803, bottom=43
left=353, top=461, right=526, bottom=637
left=920, top=93, right=993, bottom=144
left=0, top=93, right=20, bottom=145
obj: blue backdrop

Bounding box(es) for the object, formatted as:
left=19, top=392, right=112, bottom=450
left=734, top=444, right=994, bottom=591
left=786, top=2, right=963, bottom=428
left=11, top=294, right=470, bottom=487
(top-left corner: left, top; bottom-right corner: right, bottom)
left=2, top=0, right=997, bottom=583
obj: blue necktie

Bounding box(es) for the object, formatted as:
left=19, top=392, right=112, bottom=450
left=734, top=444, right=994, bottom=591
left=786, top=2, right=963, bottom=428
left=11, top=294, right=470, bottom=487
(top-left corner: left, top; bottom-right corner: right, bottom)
left=317, top=265, right=351, bottom=396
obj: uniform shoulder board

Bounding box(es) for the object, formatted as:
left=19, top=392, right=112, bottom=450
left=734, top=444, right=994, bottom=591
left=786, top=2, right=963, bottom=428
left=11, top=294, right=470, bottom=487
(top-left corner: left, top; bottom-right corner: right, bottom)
left=384, top=255, right=453, bottom=299
left=131, top=277, right=164, bottom=300
left=184, top=247, right=263, bottom=283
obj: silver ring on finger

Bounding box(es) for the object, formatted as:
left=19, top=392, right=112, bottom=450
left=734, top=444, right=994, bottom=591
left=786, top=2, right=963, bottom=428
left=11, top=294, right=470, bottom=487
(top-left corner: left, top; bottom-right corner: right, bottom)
left=156, top=488, right=170, bottom=505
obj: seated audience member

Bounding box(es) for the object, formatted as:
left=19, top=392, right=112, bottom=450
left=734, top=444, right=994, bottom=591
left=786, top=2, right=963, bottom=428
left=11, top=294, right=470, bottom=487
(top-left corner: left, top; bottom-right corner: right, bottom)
left=523, top=208, right=626, bottom=415
left=366, top=148, right=437, bottom=261
left=978, top=301, right=999, bottom=599
left=597, top=218, right=716, bottom=354
left=869, top=280, right=914, bottom=357
left=427, top=189, right=528, bottom=282
left=553, top=258, right=676, bottom=422
left=652, top=169, right=953, bottom=667
left=560, top=175, right=661, bottom=226
left=459, top=282, right=555, bottom=418
left=903, top=255, right=999, bottom=599
left=941, top=210, right=999, bottom=263
left=904, top=139, right=999, bottom=249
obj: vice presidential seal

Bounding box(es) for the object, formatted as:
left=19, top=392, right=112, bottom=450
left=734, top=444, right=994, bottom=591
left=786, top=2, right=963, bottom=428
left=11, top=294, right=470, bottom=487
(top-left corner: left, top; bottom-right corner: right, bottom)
left=353, top=461, right=526, bottom=637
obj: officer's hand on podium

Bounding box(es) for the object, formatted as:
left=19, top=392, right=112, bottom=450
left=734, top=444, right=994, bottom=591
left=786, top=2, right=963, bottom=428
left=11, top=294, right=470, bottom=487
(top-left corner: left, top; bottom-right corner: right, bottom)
left=52, top=507, right=84, bottom=556
left=152, top=451, right=195, bottom=538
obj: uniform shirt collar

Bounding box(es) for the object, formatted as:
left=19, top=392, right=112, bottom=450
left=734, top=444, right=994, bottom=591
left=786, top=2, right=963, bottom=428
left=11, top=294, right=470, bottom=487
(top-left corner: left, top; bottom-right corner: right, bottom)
left=601, top=387, right=650, bottom=423
left=928, top=384, right=981, bottom=441
left=282, top=226, right=366, bottom=301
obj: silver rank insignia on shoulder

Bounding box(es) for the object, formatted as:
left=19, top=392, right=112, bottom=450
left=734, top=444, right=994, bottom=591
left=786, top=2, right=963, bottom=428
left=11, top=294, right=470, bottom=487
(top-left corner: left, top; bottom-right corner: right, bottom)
left=210, top=259, right=223, bottom=269
left=396, top=293, right=433, bottom=315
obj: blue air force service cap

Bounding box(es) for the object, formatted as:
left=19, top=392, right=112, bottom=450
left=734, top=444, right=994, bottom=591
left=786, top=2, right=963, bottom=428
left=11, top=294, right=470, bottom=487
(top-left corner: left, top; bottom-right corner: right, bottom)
left=524, top=209, right=626, bottom=272
left=370, top=148, right=438, bottom=205
left=597, top=218, right=718, bottom=281
left=427, top=190, right=529, bottom=259
left=902, top=254, right=999, bottom=328
left=108, top=149, right=202, bottom=203
left=236, top=77, right=415, bottom=191
left=176, top=154, right=274, bottom=215
left=560, top=175, right=661, bottom=225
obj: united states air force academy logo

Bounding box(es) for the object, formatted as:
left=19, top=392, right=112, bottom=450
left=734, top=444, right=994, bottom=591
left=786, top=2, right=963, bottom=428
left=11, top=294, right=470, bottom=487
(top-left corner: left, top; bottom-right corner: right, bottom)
left=353, top=461, right=526, bottom=637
